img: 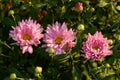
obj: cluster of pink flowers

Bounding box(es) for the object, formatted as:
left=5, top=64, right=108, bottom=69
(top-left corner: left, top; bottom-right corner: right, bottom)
left=9, top=1, right=113, bottom=61
left=9, top=19, right=76, bottom=55
left=9, top=19, right=112, bottom=61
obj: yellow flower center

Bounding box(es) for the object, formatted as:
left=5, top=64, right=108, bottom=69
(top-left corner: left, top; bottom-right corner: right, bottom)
left=23, top=34, right=31, bottom=40
left=92, top=46, right=99, bottom=51
left=55, top=37, right=63, bottom=45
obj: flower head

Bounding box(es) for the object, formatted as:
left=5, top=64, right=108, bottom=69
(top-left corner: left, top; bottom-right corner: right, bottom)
left=43, top=22, right=76, bottom=55
left=9, top=19, right=43, bottom=54
left=75, top=2, right=83, bottom=12
left=82, top=31, right=112, bottom=61
left=35, top=66, right=42, bottom=73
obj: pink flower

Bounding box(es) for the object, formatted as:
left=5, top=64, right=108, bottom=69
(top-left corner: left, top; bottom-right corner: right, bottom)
left=9, top=19, right=43, bottom=54
left=82, top=31, right=112, bottom=61
left=75, top=2, right=83, bottom=12
left=43, top=22, right=76, bottom=55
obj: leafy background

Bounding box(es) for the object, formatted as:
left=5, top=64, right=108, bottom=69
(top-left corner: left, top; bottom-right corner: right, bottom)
left=0, top=0, right=120, bottom=80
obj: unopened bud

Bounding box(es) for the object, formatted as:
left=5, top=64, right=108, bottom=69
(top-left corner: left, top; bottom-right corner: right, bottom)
left=77, top=24, right=85, bottom=31
left=106, top=63, right=110, bottom=68
left=61, top=6, right=66, bottom=13
left=35, top=66, right=42, bottom=73
left=29, top=2, right=32, bottom=5
left=10, top=73, right=16, bottom=80
left=90, top=8, right=95, bottom=12
left=92, top=62, right=97, bottom=67
left=116, top=6, right=120, bottom=11
left=8, top=10, right=14, bottom=15
left=47, top=48, right=54, bottom=54
left=109, top=39, right=114, bottom=45
left=75, top=2, right=83, bottom=12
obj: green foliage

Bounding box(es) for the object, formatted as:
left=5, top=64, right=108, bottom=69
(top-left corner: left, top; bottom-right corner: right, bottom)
left=0, top=0, right=120, bottom=80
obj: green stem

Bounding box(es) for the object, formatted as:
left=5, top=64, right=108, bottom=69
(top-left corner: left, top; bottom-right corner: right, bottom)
left=12, top=15, right=17, bottom=26
left=0, top=40, right=13, bottom=51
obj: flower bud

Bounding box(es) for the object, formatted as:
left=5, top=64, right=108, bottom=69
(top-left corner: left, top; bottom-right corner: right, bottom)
left=8, top=10, right=14, bottom=15
left=6, top=2, right=12, bottom=9
left=109, top=39, right=114, bottom=45
left=75, top=2, right=83, bottom=12
left=10, top=73, right=16, bottom=80
left=62, top=42, right=74, bottom=51
left=92, top=62, right=97, bottom=67
left=90, top=8, right=95, bottom=12
left=29, top=2, right=32, bottom=5
left=77, top=24, right=85, bottom=31
left=41, top=10, right=47, bottom=16
left=35, top=66, right=42, bottom=73
left=61, top=6, right=66, bottom=13
left=105, top=63, right=110, bottom=68
left=47, top=48, right=54, bottom=54
left=116, top=6, right=120, bottom=11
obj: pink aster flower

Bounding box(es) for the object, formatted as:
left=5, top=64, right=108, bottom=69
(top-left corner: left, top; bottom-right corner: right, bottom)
left=43, top=22, right=76, bottom=55
left=9, top=19, right=43, bottom=54
left=82, top=31, right=112, bottom=61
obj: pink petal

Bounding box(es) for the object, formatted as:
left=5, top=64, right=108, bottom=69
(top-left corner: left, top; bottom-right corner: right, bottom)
left=22, top=46, right=28, bottom=54
left=28, top=46, right=33, bottom=54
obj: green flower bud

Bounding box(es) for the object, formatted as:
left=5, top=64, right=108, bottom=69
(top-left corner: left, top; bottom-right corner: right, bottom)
left=106, top=63, right=110, bottom=68
left=92, top=62, right=97, bottom=68
left=77, top=24, right=85, bottom=31
left=47, top=48, right=54, bottom=54
left=116, top=6, right=120, bottom=11
left=61, top=6, right=66, bottom=13
left=10, top=73, right=16, bottom=80
left=35, top=66, right=42, bottom=73
left=8, top=10, right=14, bottom=16
left=29, top=2, right=32, bottom=5
left=109, top=39, right=114, bottom=45
left=90, top=8, right=95, bottom=12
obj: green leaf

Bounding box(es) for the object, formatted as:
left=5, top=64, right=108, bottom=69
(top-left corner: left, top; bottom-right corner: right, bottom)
left=33, top=3, right=46, bottom=9
left=2, top=17, right=14, bottom=27
left=72, top=65, right=81, bottom=80
left=8, top=67, right=23, bottom=78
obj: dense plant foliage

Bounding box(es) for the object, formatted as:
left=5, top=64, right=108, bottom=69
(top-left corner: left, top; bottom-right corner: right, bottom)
left=0, top=0, right=120, bottom=80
